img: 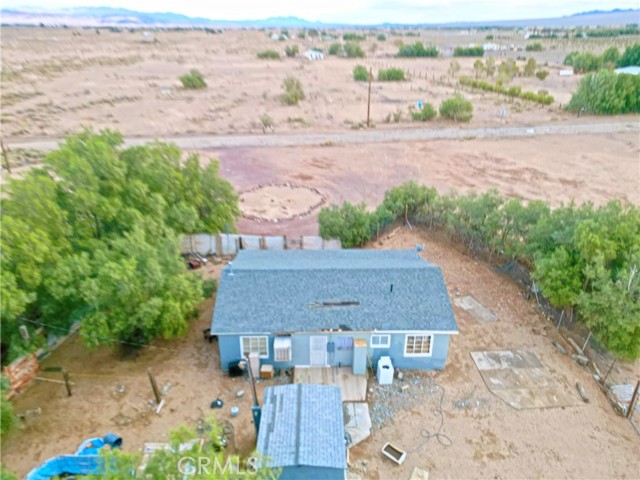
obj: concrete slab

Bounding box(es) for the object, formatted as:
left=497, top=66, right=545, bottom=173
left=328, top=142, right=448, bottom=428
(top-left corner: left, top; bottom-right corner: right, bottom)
left=471, top=350, right=582, bottom=410
left=344, top=402, right=372, bottom=448
left=409, top=467, right=430, bottom=480
left=454, top=296, right=496, bottom=323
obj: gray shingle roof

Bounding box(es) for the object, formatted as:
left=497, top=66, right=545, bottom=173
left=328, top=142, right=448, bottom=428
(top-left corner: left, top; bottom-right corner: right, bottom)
left=257, top=384, right=346, bottom=470
left=211, top=249, right=458, bottom=334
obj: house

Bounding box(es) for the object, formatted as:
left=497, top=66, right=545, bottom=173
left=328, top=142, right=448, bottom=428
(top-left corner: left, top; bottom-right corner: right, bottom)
left=211, top=249, right=458, bottom=372
left=303, top=49, right=324, bottom=60
left=257, top=384, right=346, bottom=480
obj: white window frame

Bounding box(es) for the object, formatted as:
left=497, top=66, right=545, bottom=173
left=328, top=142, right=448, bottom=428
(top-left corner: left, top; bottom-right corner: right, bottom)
left=371, top=334, right=391, bottom=348
left=404, top=334, right=433, bottom=357
left=240, top=336, right=269, bottom=359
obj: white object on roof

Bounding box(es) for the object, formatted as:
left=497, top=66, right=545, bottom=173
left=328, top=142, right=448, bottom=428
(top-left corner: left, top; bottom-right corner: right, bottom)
left=303, top=50, right=324, bottom=60
left=615, top=66, right=640, bottom=75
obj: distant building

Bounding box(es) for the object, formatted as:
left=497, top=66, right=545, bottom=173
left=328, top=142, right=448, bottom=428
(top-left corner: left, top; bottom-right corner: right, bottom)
left=257, top=384, right=346, bottom=480
left=303, top=49, right=323, bottom=60
left=614, top=66, right=640, bottom=76
left=559, top=69, right=574, bottom=76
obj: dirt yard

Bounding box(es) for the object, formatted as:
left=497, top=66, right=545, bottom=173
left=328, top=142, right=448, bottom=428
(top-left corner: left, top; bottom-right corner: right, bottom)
left=2, top=27, right=637, bottom=139
left=2, top=228, right=638, bottom=478
left=206, top=131, right=640, bottom=235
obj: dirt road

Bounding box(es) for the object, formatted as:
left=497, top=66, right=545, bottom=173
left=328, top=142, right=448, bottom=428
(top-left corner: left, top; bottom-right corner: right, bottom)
left=5, top=120, right=637, bottom=151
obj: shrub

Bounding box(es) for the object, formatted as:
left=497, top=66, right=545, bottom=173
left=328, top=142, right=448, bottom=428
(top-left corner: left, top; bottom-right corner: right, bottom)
left=525, top=42, right=543, bottom=52
left=439, top=94, right=473, bottom=122
left=454, top=46, right=484, bottom=57
left=284, top=45, right=299, bottom=57
left=536, top=69, right=549, bottom=80
left=202, top=279, right=217, bottom=297
left=523, top=58, right=537, bottom=76
left=344, top=42, right=365, bottom=58
left=353, top=65, right=370, bottom=81
left=328, top=43, right=342, bottom=55
left=378, top=68, right=405, bottom=81
left=617, top=43, right=640, bottom=67
left=1, top=377, right=16, bottom=437
left=567, top=70, right=640, bottom=114
left=318, top=202, right=372, bottom=248
left=280, top=76, right=305, bottom=105
left=343, top=32, right=366, bottom=41
left=397, top=41, right=438, bottom=57
left=179, top=69, right=206, bottom=89
left=377, top=33, right=386, bottom=41
left=257, top=49, right=281, bottom=60
left=459, top=76, right=554, bottom=104
left=485, top=34, right=494, bottom=40
left=411, top=102, right=437, bottom=121
left=564, top=51, right=602, bottom=73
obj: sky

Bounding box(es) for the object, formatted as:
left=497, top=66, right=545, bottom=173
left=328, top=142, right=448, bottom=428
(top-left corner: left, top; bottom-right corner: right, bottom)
left=4, top=0, right=639, bottom=24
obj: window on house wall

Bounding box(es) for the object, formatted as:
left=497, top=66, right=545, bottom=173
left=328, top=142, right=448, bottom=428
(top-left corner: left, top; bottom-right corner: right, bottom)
left=240, top=336, right=268, bottom=358
left=274, top=336, right=292, bottom=362
left=371, top=334, right=391, bottom=348
left=404, top=334, right=432, bottom=356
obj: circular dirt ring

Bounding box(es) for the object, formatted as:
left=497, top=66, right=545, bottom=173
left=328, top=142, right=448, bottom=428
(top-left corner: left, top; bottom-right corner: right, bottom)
left=239, top=184, right=326, bottom=222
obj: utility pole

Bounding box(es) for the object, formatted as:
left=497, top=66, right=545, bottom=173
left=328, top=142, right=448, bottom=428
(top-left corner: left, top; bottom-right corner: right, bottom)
left=366, top=67, right=372, bottom=128
left=240, top=358, right=261, bottom=436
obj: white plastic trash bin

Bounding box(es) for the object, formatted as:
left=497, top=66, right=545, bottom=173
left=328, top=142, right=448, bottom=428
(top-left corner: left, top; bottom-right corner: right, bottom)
left=377, top=356, right=394, bottom=385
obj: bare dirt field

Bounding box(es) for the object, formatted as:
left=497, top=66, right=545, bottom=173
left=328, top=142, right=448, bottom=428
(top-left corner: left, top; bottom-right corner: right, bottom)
left=203, top=131, right=640, bottom=235
left=2, top=27, right=637, bottom=139
left=2, top=228, right=638, bottom=478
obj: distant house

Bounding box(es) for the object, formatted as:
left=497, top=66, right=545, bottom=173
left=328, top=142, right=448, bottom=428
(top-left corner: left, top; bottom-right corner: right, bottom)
left=257, top=384, right=346, bottom=480
left=303, top=49, right=323, bottom=60
left=210, top=250, right=458, bottom=372
left=614, top=66, right=640, bottom=76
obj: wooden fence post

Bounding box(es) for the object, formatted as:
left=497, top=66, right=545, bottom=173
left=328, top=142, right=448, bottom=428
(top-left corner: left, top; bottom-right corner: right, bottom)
left=627, top=380, right=640, bottom=419
left=62, top=369, right=72, bottom=397
left=147, top=368, right=161, bottom=404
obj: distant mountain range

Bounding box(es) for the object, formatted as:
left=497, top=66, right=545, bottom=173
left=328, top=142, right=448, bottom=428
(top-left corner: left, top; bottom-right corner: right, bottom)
left=1, top=6, right=638, bottom=28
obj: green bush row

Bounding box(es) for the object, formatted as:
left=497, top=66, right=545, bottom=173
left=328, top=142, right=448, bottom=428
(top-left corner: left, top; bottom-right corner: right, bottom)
left=459, top=76, right=554, bottom=105
left=378, top=68, right=405, bottom=81
left=525, top=42, right=544, bottom=52
left=453, top=46, right=484, bottom=57
left=318, top=182, right=640, bottom=360
left=397, top=41, right=438, bottom=57
left=257, top=49, right=281, bottom=60
left=563, top=44, right=639, bottom=73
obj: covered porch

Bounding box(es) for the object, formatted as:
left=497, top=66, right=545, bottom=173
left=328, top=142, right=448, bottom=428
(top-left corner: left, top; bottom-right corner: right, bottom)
left=293, top=366, right=368, bottom=402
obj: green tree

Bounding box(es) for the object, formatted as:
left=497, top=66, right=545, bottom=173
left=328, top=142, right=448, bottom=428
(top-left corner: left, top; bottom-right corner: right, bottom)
left=601, top=46, right=621, bottom=67
left=567, top=70, right=639, bottom=114
left=523, top=58, right=537, bottom=76
left=617, top=43, right=640, bottom=67
left=473, top=59, right=485, bottom=79
left=318, top=202, right=373, bottom=248
left=0, top=131, right=240, bottom=358
left=448, top=59, right=461, bottom=78
left=485, top=56, right=496, bottom=77
left=397, top=42, right=438, bottom=57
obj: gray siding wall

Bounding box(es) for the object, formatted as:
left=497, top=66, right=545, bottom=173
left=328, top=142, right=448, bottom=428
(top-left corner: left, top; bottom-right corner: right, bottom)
left=217, top=332, right=451, bottom=372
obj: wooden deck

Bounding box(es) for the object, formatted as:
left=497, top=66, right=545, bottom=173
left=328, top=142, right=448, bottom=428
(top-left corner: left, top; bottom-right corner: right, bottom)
left=293, top=366, right=368, bottom=402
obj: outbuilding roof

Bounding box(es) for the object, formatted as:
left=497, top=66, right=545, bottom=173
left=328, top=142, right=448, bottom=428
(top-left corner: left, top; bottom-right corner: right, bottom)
left=257, top=384, right=346, bottom=470
left=211, top=249, right=458, bottom=334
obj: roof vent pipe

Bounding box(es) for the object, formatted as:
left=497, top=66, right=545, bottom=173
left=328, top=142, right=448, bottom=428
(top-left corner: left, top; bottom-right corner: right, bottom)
left=390, top=284, right=393, bottom=294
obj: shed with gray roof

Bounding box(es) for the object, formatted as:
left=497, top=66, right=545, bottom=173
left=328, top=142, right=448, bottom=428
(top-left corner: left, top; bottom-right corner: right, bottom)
left=212, top=249, right=458, bottom=372
left=257, top=384, right=346, bottom=479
